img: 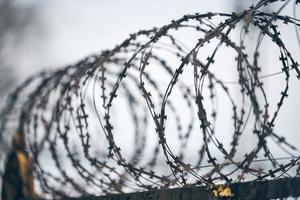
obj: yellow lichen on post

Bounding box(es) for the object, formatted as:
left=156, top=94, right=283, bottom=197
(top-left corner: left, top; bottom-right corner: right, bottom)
left=16, top=150, right=28, bottom=180
left=16, top=151, right=36, bottom=198
left=1, top=132, right=37, bottom=200
left=212, top=185, right=234, bottom=198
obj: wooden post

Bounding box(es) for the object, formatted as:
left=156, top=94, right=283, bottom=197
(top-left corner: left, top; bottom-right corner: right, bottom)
left=65, top=177, right=300, bottom=200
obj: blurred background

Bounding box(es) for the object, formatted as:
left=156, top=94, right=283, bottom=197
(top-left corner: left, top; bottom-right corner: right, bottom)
left=0, top=0, right=260, bottom=103
left=2, top=0, right=300, bottom=164
left=2, top=0, right=300, bottom=161
left=1, top=0, right=300, bottom=197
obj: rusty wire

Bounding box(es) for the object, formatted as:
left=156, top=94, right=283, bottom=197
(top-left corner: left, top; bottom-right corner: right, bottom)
left=1, top=0, right=300, bottom=198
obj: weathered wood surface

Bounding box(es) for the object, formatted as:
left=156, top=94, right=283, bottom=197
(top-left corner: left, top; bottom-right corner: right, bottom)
left=65, top=177, right=300, bottom=200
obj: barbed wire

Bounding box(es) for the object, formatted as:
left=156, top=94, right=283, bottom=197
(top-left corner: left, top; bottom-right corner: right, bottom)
left=1, top=0, right=300, bottom=198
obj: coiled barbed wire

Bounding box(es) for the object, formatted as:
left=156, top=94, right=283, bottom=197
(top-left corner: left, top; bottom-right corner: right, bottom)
left=1, top=0, right=300, bottom=198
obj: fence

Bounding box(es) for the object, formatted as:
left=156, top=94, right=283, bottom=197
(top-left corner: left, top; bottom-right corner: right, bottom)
left=67, top=177, right=300, bottom=200
left=1, top=0, right=300, bottom=199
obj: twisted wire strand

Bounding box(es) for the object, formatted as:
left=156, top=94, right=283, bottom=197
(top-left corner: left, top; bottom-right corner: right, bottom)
left=1, top=0, right=300, bottom=198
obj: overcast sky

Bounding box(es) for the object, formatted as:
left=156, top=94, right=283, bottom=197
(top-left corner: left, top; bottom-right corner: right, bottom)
left=1, top=0, right=300, bottom=173
left=1, top=1, right=300, bottom=193
left=5, top=0, right=258, bottom=77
